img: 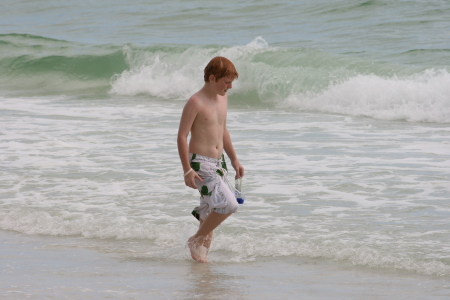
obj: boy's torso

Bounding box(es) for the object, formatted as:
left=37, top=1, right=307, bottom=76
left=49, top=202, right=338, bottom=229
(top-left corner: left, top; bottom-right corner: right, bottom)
left=188, top=92, right=228, bottom=159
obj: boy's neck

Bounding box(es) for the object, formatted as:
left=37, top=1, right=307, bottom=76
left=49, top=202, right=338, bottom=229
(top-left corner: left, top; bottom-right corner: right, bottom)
left=200, top=82, right=221, bottom=100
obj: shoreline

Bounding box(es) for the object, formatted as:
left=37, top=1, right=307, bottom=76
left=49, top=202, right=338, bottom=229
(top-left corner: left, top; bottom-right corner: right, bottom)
left=1, top=230, right=449, bottom=299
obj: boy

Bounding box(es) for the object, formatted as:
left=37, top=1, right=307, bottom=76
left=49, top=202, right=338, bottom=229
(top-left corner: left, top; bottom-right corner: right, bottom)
left=177, top=56, right=244, bottom=263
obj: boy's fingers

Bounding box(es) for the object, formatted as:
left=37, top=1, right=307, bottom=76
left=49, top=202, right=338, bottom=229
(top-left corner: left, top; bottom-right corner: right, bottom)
left=236, top=167, right=244, bottom=179
left=188, top=172, right=202, bottom=189
left=195, top=173, right=203, bottom=182
left=188, top=178, right=197, bottom=189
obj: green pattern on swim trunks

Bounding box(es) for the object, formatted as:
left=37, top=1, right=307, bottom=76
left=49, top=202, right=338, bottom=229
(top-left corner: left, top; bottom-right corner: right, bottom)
left=216, top=169, right=224, bottom=177
left=191, top=206, right=200, bottom=220
left=190, top=162, right=200, bottom=171
left=200, top=185, right=212, bottom=197
left=221, top=154, right=228, bottom=171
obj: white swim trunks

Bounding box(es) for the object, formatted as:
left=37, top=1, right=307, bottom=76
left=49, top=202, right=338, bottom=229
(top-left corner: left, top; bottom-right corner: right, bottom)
left=190, top=153, right=238, bottom=221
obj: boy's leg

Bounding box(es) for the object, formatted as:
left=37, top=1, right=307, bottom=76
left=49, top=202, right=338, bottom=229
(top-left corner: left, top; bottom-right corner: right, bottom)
left=188, top=211, right=231, bottom=263
left=199, top=218, right=213, bottom=250
left=197, top=211, right=231, bottom=238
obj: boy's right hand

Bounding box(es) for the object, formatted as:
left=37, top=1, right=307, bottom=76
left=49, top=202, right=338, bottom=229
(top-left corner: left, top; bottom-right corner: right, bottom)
left=184, top=171, right=203, bottom=189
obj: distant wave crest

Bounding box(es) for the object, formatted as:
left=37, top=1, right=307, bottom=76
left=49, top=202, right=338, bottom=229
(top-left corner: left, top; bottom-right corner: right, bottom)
left=282, top=69, right=450, bottom=123
left=1, top=34, right=449, bottom=122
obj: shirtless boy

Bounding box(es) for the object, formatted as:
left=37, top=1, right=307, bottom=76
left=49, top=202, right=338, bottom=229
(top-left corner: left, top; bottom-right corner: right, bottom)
left=177, top=56, right=244, bottom=263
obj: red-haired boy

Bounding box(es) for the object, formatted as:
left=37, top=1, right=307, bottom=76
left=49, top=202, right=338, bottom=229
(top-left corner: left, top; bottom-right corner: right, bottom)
left=177, top=56, right=244, bottom=263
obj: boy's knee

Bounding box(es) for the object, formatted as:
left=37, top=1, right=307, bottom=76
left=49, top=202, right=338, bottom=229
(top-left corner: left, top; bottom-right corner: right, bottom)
left=216, top=199, right=238, bottom=215
left=226, top=194, right=239, bottom=214
left=229, top=200, right=238, bottom=214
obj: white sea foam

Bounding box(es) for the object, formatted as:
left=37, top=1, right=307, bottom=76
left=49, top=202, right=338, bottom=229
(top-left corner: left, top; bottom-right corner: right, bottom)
left=3, top=203, right=449, bottom=276
left=109, top=37, right=270, bottom=99
left=109, top=46, right=203, bottom=99
left=110, top=38, right=450, bottom=123
left=282, top=69, right=450, bottom=123
left=1, top=96, right=450, bottom=277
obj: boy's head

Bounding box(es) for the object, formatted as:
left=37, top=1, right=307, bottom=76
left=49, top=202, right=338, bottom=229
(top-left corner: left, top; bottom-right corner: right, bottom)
left=204, top=56, right=238, bottom=82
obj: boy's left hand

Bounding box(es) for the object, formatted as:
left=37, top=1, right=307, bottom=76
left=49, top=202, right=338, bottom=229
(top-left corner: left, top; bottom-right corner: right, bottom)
left=232, top=160, right=244, bottom=179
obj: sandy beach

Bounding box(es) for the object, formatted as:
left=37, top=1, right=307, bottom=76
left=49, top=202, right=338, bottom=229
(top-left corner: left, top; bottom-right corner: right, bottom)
left=2, top=230, right=449, bottom=300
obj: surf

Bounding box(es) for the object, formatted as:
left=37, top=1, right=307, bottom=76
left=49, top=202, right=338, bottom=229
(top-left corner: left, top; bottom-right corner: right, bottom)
left=2, top=34, right=449, bottom=123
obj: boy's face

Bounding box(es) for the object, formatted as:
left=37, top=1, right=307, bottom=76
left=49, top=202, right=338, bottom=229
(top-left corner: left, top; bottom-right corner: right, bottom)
left=213, top=76, right=235, bottom=96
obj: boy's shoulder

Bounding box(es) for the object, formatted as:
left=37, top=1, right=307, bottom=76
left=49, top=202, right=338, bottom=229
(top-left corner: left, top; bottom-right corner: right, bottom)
left=186, top=92, right=203, bottom=109
left=186, top=89, right=213, bottom=108
left=183, top=92, right=207, bottom=117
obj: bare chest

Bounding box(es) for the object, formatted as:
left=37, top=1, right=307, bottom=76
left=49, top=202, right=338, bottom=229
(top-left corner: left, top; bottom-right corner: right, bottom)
left=196, top=102, right=227, bottom=127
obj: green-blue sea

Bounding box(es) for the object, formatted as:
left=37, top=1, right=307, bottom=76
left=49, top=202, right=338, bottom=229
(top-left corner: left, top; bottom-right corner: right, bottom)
left=1, top=1, right=450, bottom=299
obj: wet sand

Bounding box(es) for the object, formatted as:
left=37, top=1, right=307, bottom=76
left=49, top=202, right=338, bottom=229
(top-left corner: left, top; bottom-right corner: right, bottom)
left=1, top=230, right=449, bottom=299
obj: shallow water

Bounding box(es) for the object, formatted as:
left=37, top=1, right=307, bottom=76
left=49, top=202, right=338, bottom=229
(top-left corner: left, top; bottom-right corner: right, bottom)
left=1, top=96, right=449, bottom=277
left=2, top=231, right=450, bottom=300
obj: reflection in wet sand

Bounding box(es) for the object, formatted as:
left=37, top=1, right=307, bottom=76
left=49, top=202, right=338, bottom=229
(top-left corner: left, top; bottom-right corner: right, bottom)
left=184, top=263, right=246, bottom=299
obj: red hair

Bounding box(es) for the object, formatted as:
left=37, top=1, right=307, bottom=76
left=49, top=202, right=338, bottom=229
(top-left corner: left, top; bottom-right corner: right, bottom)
left=204, top=56, right=238, bottom=82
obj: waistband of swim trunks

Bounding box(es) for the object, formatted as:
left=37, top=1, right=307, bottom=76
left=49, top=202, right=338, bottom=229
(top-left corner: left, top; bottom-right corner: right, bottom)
left=189, top=153, right=222, bottom=163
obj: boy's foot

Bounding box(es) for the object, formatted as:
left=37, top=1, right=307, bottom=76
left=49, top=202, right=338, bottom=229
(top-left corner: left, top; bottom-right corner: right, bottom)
left=187, top=236, right=209, bottom=263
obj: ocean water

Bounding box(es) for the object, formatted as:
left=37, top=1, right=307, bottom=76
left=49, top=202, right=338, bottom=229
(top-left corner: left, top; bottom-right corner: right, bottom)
left=1, top=0, right=450, bottom=299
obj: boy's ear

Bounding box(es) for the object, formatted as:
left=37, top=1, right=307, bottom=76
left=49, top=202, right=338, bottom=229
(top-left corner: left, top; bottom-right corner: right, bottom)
left=209, top=74, right=216, bottom=82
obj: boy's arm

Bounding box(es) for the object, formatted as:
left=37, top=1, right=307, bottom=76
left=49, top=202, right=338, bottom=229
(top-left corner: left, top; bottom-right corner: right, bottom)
left=223, top=127, right=244, bottom=179
left=177, top=99, right=203, bottom=189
